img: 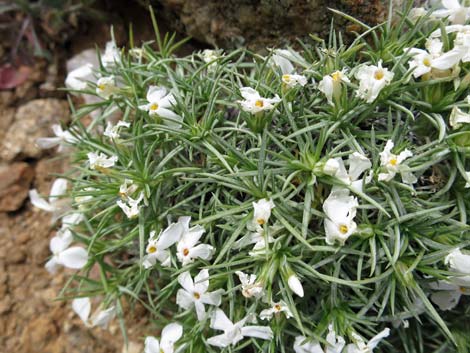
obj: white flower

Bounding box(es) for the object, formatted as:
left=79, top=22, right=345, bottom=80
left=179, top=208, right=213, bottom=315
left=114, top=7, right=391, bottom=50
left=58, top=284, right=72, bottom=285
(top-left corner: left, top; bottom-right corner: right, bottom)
left=74, top=187, right=96, bottom=211
left=235, top=271, right=264, bottom=298
left=96, top=76, right=117, bottom=98
left=144, top=323, right=183, bottom=353
left=294, top=324, right=345, bottom=353
left=72, top=297, right=116, bottom=329
left=287, top=274, right=304, bottom=298
left=430, top=248, right=470, bottom=310
left=270, top=50, right=308, bottom=88
left=449, top=106, right=470, bottom=128
left=233, top=225, right=275, bottom=254
left=323, top=190, right=358, bottom=246
left=238, top=87, right=281, bottom=114
left=201, top=49, right=222, bottom=70
left=326, top=152, right=372, bottom=193
left=355, top=61, right=394, bottom=103
left=378, top=140, right=416, bottom=184
left=103, top=120, right=130, bottom=139
left=433, top=0, right=470, bottom=25
left=142, top=223, right=184, bottom=268
left=61, top=212, right=84, bottom=229
left=45, top=227, right=88, bottom=274
left=29, top=178, right=68, bottom=218
left=119, top=178, right=138, bottom=198
left=282, top=74, right=308, bottom=88
left=207, top=309, right=273, bottom=348
left=139, top=86, right=183, bottom=128
left=87, top=152, right=118, bottom=170
left=430, top=280, right=470, bottom=310
left=176, top=269, right=223, bottom=321
left=430, top=25, right=470, bottom=62
left=176, top=216, right=214, bottom=265
left=345, top=328, right=390, bottom=353
left=259, top=300, right=292, bottom=320
left=116, top=192, right=144, bottom=219
left=465, top=171, right=470, bottom=188
left=406, top=40, right=462, bottom=78
left=252, top=198, right=275, bottom=226
left=65, top=63, right=94, bottom=91
left=101, top=41, right=121, bottom=68
left=318, top=70, right=350, bottom=105
left=36, top=124, right=78, bottom=151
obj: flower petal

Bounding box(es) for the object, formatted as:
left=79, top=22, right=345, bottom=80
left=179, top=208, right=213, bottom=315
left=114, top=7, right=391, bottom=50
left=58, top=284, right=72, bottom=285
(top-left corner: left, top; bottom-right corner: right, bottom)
left=72, top=297, right=91, bottom=324
left=145, top=336, right=160, bottom=353
left=178, top=271, right=195, bottom=292
left=240, top=325, right=274, bottom=340
left=57, top=247, right=88, bottom=269
left=161, top=322, right=183, bottom=346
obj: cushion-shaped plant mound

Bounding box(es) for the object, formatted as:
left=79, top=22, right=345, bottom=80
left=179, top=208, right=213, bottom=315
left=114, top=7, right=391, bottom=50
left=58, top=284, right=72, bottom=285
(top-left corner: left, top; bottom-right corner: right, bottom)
left=32, top=3, right=470, bottom=352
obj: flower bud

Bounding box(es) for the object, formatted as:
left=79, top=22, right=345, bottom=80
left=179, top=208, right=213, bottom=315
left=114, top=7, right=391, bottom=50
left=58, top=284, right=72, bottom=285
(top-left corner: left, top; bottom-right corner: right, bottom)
left=288, top=274, right=304, bottom=298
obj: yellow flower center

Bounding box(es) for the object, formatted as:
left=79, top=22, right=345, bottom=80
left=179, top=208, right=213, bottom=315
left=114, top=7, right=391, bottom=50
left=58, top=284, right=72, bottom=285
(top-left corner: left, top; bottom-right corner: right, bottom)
left=148, top=245, right=157, bottom=253
left=423, top=57, right=432, bottom=67
left=160, top=349, right=165, bottom=353
left=331, top=71, right=342, bottom=82
left=98, top=84, right=106, bottom=91
left=193, top=292, right=201, bottom=299
left=282, top=74, right=291, bottom=82
left=257, top=218, right=265, bottom=225
left=374, top=69, right=385, bottom=80
left=150, top=103, right=159, bottom=111
left=183, top=248, right=190, bottom=256
left=339, top=224, right=349, bottom=234
left=274, top=304, right=282, bottom=311
left=255, top=100, right=264, bottom=108
left=389, top=158, right=398, bottom=166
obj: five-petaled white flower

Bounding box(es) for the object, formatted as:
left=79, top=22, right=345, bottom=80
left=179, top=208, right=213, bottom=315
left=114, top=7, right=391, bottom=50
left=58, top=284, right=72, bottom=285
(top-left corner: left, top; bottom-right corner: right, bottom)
left=433, top=0, right=470, bottom=25
left=176, top=269, right=223, bottom=320
left=36, top=124, right=78, bottom=151
left=345, top=328, right=390, bottom=353
left=234, top=224, right=275, bottom=255
left=88, top=151, right=118, bottom=170
left=142, top=223, right=184, bottom=268
left=252, top=198, right=275, bottom=226
left=65, top=63, right=94, bottom=91
left=318, top=70, right=351, bottom=105
left=29, top=178, right=69, bottom=221
left=139, top=86, right=183, bottom=128
left=236, top=271, right=264, bottom=299
left=103, top=120, right=130, bottom=139
left=144, top=323, right=183, bottom=353
left=294, top=324, right=345, bottom=353
left=449, top=106, right=470, bottom=129
left=325, top=152, right=372, bottom=194
left=406, top=38, right=462, bottom=78
left=238, top=87, right=281, bottom=114
left=96, top=76, right=117, bottom=99
left=72, top=297, right=116, bottom=329
left=323, top=190, right=359, bottom=246
left=201, top=49, right=222, bottom=70
left=287, top=273, right=304, bottom=298
left=259, top=300, right=292, bottom=320
left=116, top=192, right=144, bottom=219
left=378, top=140, right=416, bottom=184
left=207, top=308, right=273, bottom=348
left=355, top=61, right=394, bottom=103
left=430, top=248, right=470, bottom=310
left=45, top=227, right=88, bottom=274
left=176, top=216, right=214, bottom=265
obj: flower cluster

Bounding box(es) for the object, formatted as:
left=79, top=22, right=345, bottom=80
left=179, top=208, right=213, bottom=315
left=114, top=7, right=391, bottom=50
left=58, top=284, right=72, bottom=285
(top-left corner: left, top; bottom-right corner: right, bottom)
left=30, top=3, right=470, bottom=352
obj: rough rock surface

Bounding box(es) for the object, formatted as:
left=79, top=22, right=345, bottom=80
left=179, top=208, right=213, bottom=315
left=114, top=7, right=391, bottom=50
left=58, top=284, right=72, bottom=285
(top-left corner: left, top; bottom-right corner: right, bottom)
left=0, top=162, right=35, bottom=212
left=154, top=0, right=423, bottom=49
left=1, top=99, right=69, bottom=162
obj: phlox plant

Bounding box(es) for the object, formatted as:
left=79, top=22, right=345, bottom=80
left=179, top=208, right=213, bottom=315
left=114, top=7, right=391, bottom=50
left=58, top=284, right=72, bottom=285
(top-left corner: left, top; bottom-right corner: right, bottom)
left=31, top=1, right=470, bottom=352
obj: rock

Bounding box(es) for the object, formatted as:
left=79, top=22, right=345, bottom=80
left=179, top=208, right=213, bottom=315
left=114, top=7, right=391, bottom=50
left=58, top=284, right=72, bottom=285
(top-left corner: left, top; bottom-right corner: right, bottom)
left=122, top=341, right=143, bottom=353
left=0, top=99, right=69, bottom=161
left=0, top=162, right=35, bottom=212
left=154, top=0, right=424, bottom=49
left=0, top=107, right=15, bottom=141
left=0, top=295, right=12, bottom=315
